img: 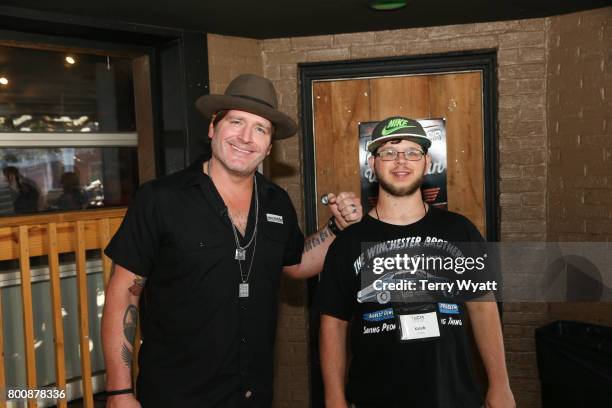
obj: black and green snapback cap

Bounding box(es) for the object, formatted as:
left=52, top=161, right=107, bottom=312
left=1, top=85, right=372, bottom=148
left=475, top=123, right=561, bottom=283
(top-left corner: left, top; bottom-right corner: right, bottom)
left=366, top=116, right=431, bottom=153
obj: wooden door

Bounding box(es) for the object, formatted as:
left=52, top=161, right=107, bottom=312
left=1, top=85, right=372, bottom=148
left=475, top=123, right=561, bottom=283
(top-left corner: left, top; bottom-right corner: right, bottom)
left=312, top=72, right=485, bottom=234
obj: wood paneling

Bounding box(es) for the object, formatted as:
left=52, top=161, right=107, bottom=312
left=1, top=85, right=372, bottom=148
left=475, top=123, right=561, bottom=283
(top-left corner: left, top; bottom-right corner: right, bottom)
left=0, top=208, right=126, bottom=228
left=18, top=226, right=37, bottom=408
left=370, top=76, right=430, bottom=119
left=98, top=218, right=113, bottom=288
left=429, top=72, right=485, bottom=234
left=0, top=209, right=125, bottom=261
left=312, top=73, right=485, bottom=232
left=75, top=221, right=94, bottom=408
left=47, top=223, right=68, bottom=408
left=313, top=80, right=366, bottom=229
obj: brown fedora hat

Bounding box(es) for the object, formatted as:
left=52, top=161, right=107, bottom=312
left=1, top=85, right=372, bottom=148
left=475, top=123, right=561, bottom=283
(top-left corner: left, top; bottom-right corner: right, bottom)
left=195, top=74, right=297, bottom=140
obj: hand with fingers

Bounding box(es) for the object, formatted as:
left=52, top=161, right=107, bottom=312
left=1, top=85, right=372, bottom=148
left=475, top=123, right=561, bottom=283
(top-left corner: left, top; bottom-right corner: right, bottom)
left=322, top=192, right=363, bottom=231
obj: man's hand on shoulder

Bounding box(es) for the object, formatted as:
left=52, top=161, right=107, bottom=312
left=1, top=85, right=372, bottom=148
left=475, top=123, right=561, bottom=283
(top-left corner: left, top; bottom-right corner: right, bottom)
left=326, top=192, right=362, bottom=230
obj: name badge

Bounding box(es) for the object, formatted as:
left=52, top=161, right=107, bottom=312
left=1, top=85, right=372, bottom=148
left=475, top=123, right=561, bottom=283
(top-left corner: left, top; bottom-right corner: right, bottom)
left=266, top=213, right=283, bottom=224
left=398, top=311, right=440, bottom=341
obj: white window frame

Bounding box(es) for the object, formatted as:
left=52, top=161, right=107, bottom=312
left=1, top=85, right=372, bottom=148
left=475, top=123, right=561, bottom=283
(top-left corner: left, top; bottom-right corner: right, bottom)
left=0, top=132, right=137, bottom=147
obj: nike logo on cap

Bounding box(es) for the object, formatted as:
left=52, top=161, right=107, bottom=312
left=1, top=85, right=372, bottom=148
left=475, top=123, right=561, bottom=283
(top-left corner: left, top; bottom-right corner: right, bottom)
left=381, top=119, right=417, bottom=136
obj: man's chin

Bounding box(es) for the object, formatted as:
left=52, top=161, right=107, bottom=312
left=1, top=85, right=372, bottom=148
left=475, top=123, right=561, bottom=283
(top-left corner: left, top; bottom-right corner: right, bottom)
left=378, top=177, right=422, bottom=197
left=227, top=163, right=260, bottom=177
left=212, top=156, right=259, bottom=178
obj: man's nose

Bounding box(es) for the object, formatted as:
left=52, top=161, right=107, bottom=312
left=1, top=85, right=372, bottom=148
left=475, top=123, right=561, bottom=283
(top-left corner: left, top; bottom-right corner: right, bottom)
left=237, top=126, right=254, bottom=143
left=394, top=151, right=409, bottom=162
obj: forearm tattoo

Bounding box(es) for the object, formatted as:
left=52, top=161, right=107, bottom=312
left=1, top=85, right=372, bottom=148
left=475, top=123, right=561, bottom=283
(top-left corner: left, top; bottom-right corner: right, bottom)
left=304, top=227, right=331, bottom=253
left=128, top=276, right=147, bottom=296
left=121, top=304, right=138, bottom=368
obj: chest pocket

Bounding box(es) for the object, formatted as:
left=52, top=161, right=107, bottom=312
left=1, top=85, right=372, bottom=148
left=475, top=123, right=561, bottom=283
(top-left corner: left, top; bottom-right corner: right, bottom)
left=259, top=217, right=288, bottom=268
left=163, top=230, right=228, bottom=277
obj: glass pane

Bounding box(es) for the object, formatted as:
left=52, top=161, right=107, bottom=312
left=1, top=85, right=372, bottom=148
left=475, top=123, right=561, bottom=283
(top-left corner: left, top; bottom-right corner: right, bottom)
left=0, top=45, right=135, bottom=132
left=0, top=147, right=138, bottom=216
left=1, top=259, right=106, bottom=391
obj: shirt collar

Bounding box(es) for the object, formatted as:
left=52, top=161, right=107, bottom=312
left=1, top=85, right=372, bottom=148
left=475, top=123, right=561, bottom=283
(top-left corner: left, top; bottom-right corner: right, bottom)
left=179, top=154, right=207, bottom=189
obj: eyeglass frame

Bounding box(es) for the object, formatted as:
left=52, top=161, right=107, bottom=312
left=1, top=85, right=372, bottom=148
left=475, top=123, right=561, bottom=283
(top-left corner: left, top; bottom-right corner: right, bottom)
left=372, top=148, right=426, bottom=161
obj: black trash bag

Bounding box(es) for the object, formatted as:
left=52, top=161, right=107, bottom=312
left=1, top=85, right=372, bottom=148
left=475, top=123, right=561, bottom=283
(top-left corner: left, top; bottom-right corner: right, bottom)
left=535, top=320, right=612, bottom=408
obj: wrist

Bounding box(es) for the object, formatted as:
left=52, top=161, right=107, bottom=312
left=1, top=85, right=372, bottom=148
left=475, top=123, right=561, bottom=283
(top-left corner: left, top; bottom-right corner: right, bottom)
left=327, top=216, right=342, bottom=235
left=325, top=390, right=347, bottom=405
left=325, top=397, right=348, bottom=407
left=488, top=377, right=511, bottom=389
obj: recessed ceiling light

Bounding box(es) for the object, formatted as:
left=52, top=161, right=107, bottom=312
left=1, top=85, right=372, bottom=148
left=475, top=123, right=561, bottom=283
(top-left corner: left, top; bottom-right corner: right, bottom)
left=0, top=77, right=8, bottom=85
left=370, top=0, right=407, bottom=11
left=65, top=56, right=76, bottom=65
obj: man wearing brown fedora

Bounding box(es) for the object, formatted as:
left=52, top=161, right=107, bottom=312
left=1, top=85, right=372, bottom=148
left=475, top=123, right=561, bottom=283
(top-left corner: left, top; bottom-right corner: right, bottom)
left=101, top=74, right=363, bottom=407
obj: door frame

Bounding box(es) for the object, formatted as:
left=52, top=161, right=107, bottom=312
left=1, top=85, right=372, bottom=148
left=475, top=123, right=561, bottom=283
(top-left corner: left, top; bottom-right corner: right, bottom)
left=299, top=50, right=499, bottom=241
left=298, top=50, right=499, bottom=408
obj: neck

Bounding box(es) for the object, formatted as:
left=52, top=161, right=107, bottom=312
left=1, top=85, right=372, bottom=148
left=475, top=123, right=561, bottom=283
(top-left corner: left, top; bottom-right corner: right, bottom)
left=203, top=157, right=253, bottom=214
left=205, top=157, right=254, bottom=196
left=370, top=189, right=427, bottom=225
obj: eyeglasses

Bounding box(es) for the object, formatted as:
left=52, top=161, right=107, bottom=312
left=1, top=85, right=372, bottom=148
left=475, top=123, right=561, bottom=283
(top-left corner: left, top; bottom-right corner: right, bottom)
left=374, top=149, right=424, bottom=161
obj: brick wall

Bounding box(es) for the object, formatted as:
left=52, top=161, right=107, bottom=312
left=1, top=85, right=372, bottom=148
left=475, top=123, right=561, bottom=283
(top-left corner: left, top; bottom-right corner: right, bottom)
left=545, top=9, right=612, bottom=326
left=207, top=34, right=263, bottom=92
left=547, top=9, right=612, bottom=242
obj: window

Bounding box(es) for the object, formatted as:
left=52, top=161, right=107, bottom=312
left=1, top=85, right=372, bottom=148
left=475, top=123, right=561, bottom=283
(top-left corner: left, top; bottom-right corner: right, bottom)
left=0, top=45, right=140, bottom=216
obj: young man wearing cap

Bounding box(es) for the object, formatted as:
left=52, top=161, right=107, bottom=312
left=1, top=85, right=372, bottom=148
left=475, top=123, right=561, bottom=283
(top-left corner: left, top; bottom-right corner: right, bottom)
left=101, top=74, right=362, bottom=408
left=318, top=116, right=514, bottom=407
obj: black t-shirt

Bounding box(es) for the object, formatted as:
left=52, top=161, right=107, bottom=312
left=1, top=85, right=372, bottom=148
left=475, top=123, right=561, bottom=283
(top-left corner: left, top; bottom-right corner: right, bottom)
left=105, top=156, right=304, bottom=407
left=317, top=207, right=487, bottom=408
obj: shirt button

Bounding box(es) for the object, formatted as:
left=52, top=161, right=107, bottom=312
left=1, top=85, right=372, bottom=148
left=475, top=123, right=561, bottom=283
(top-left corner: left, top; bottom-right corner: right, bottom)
left=244, top=390, right=252, bottom=399
left=241, top=337, right=247, bottom=343
left=241, top=305, right=247, bottom=311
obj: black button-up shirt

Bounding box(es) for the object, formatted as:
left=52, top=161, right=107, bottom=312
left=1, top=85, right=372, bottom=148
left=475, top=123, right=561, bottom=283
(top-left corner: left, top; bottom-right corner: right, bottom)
left=105, top=156, right=304, bottom=407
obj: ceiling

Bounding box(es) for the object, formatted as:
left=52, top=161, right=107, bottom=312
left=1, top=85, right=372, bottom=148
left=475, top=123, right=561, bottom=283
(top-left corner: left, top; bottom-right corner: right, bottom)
left=0, top=0, right=610, bottom=39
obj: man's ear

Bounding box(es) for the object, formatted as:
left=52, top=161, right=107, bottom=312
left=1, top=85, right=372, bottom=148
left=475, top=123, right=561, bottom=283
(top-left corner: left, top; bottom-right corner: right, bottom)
left=266, top=144, right=272, bottom=156
left=208, top=121, right=215, bottom=139
left=368, top=154, right=375, bottom=172
left=424, top=153, right=431, bottom=172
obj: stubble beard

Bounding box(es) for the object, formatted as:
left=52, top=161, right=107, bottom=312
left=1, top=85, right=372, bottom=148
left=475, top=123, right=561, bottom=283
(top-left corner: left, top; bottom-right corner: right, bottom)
left=376, top=167, right=424, bottom=197
left=210, top=138, right=264, bottom=178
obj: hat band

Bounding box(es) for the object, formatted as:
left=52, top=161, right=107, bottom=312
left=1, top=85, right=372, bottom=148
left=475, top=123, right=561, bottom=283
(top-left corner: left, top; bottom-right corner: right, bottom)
left=231, top=94, right=275, bottom=109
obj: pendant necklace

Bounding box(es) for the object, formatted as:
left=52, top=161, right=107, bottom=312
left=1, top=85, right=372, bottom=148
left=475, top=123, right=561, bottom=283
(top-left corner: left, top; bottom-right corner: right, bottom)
left=207, top=160, right=258, bottom=298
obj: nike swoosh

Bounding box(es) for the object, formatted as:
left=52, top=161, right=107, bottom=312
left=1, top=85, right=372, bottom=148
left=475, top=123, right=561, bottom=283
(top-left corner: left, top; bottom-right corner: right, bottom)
left=381, top=125, right=417, bottom=136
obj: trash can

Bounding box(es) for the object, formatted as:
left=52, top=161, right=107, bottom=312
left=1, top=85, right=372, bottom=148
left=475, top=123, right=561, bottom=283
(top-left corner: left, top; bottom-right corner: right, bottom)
left=535, top=320, right=612, bottom=407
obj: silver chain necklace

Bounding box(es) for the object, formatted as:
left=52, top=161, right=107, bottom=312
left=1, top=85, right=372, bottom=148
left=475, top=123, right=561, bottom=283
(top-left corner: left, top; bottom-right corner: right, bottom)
left=207, top=160, right=259, bottom=298
left=227, top=175, right=259, bottom=260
